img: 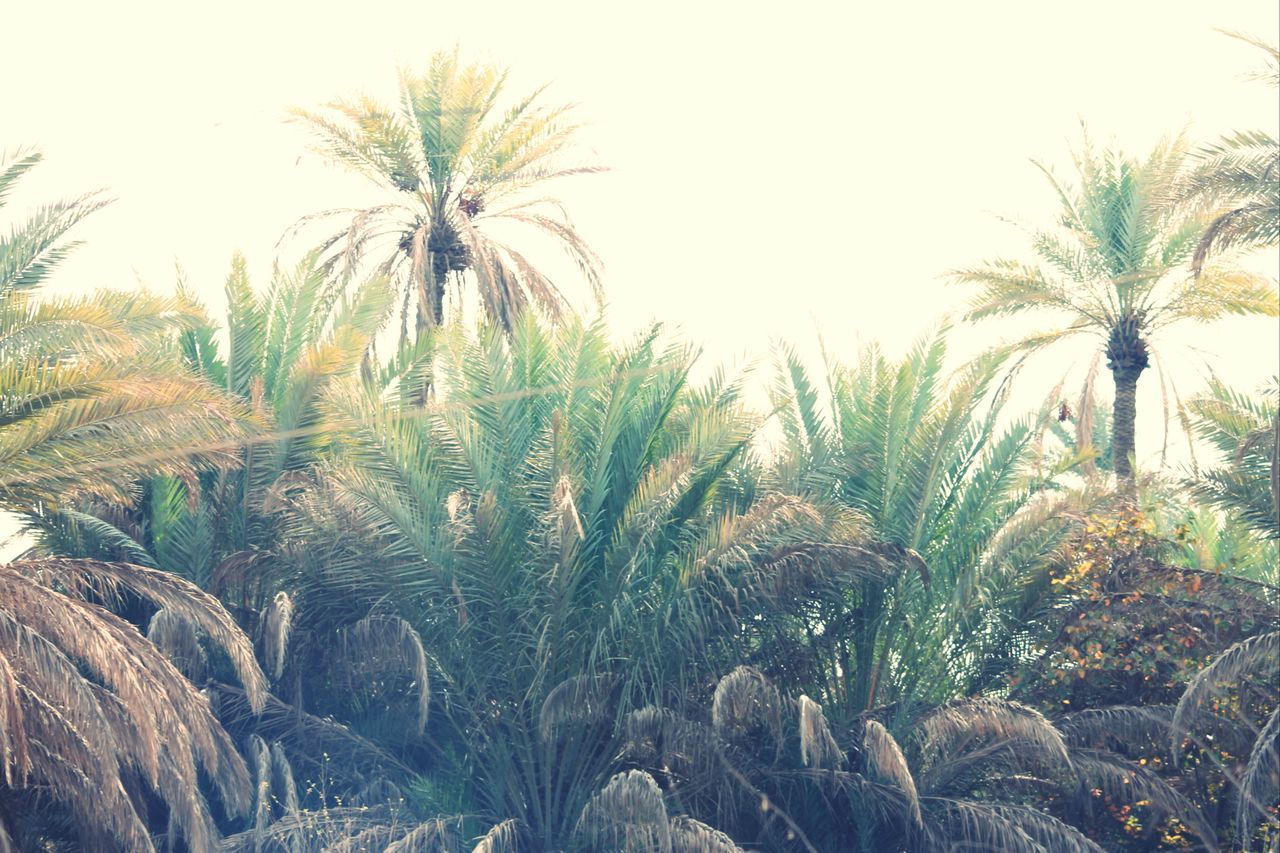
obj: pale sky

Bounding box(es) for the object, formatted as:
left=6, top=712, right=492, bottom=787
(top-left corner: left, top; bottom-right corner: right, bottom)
left=4, top=0, right=1279, bottom=471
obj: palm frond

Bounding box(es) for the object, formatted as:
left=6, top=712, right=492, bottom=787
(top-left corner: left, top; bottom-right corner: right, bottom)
left=471, top=819, right=520, bottom=853
left=668, top=817, right=744, bottom=853
left=862, top=719, right=922, bottom=828
left=575, top=770, right=672, bottom=853
left=1237, top=705, right=1280, bottom=850
left=1173, top=631, right=1280, bottom=753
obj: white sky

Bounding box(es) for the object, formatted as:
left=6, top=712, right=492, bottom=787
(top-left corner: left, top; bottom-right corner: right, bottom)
left=4, top=0, right=1279, bottom=472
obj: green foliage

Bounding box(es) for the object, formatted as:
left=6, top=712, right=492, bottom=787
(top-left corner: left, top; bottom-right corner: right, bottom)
left=769, top=330, right=1089, bottom=718
left=1182, top=34, right=1279, bottom=272
left=268, top=317, right=873, bottom=848
left=291, top=48, right=603, bottom=339
left=5, top=37, right=1280, bottom=851
left=1185, top=377, right=1279, bottom=543
left=0, top=151, right=249, bottom=514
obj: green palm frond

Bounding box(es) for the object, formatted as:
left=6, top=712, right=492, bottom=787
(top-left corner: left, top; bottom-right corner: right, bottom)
left=0, top=156, right=251, bottom=513
left=1156, top=265, right=1279, bottom=325
left=1185, top=377, right=1279, bottom=539
left=1181, top=36, right=1280, bottom=272
left=269, top=316, right=869, bottom=848
left=767, top=330, right=1084, bottom=714
left=0, top=150, right=111, bottom=297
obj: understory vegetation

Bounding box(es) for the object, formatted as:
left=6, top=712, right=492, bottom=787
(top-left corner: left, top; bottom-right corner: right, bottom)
left=1, top=44, right=1278, bottom=853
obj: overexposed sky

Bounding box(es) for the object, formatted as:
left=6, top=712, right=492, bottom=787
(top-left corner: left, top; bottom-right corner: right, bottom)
left=4, top=1, right=1279, bottom=467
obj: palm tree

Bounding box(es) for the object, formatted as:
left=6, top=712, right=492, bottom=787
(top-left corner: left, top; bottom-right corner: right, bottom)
left=0, top=148, right=267, bottom=849
left=768, top=331, right=1094, bottom=718
left=1183, top=34, right=1279, bottom=273
left=953, top=133, right=1279, bottom=486
left=25, top=254, right=395, bottom=592
left=271, top=317, right=880, bottom=848
left=291, top=49, right=602, bottom=340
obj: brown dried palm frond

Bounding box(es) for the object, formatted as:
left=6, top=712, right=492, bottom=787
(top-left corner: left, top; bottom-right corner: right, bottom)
left=1, top=558, right=265, bottom=851
left=210, top=683, right=414, bottom=782
left=1062, top=702, right=1256, bottom=764
left=861, top=719, right=922, bottom=828
left=261, top=591, right=294, bottom=680
left=538, top=672, right=617, bottom=743
left=547, top=473, right=585, bottom=559
left=992, top=804, right=1103, bottom=853
left=623, top=706, right=726, bottom=801
left=147, top=606, right=210, bottom=682
left=271, top=741, right=300, bottom=816
left=575, top=770, right=672, bottom=853
left=1056, top=705, right=1176, bottom=756
left=797, top=694, right=843, bottom=771
left=711, top=666, right=783, bottom=753
left=1059, top=699, right=1274, bottom=818
left=249, top=735, right=273, bottom=843
left=925, top=800, right=1105, bottom=853
left=351, top=775, right=405, bottom=808
left=221, top=804, right=430, bottom=852
left=917, top=698, right=1070, bottom=776
left=341, top=613, right=431, bottom=734
left=247, top=734, right=302, bottom=845
left=668, top=817, right=744, bottom=853
left=687, top=494, right=902, bottom=605
left=470, top=818, right=519, bottom=853
left=921, top=798, right=1049, bottom=853
left=20, top=558, right=267, bottom=703
left=321, top=823, right=412, bottom=853
left=385, top=818, right=469, bottom=852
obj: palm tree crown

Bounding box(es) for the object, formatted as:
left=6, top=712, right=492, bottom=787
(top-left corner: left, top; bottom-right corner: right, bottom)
left=954, top=133, right=1278, bottom=484
left=292, top=49, right=603, bottom=341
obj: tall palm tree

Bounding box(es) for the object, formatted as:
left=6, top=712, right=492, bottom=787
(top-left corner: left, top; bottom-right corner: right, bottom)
left=953, top=133, right=1279, bottom=486
left=292, top=49, right=603, bottom=340
left=0, top=148, right=266, bottom=849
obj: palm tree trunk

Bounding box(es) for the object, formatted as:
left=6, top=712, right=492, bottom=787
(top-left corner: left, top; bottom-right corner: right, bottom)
left=431, top=270, right=446, bottom=326
left=1112, top=368, right=1141, bottom=487
left=1107, top=316, right=1150, bottom=493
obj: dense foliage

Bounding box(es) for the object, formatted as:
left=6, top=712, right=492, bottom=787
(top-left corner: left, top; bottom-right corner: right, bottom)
left=1, top=44, right=1277, bottom=853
